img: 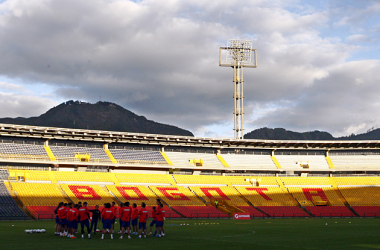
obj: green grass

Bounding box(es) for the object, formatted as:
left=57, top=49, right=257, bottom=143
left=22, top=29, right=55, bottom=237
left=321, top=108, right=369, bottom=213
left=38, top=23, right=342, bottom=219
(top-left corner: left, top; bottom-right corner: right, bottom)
left=2, top=218, right=380, bottom=250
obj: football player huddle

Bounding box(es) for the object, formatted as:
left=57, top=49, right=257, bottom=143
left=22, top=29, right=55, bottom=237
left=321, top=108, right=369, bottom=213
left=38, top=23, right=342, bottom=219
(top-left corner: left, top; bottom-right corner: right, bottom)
left=54, top=199, right=166, bottom=239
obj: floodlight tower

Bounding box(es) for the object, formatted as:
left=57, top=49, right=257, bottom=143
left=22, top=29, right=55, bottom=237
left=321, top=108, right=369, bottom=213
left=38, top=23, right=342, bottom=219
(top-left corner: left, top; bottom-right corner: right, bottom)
left=219, top=40, right=257, bottom=139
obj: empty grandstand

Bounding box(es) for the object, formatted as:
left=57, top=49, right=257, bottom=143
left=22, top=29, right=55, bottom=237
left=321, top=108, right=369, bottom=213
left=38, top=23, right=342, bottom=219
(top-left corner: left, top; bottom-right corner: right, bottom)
left=1, top=123, right=380, bottom=220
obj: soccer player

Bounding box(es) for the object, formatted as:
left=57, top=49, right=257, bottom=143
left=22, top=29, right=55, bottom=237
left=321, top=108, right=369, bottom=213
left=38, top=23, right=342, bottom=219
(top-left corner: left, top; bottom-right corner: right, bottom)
left=138, top=202, right=148, bottom=238
left=79, top=201, right=92, bottom=239
left=156, top=203, right=165, bottom=237
left=101, top=203, right=116, bottom=240
left=67, top=203, right=79, bottom=238
left=131, top=203, right=138, bottom=235
left=90, top=205, right=101, bottom=234
left=118, top=202, right=124, bottom=234
left=149, top=206, right=157, bottom=236
left=58, top=202, right=68, bottom=237
left=111, top=201, right=118, bottom=231
left=119, top=202, right=132, bottom=239
left=54, top=202, right=63, bottom=235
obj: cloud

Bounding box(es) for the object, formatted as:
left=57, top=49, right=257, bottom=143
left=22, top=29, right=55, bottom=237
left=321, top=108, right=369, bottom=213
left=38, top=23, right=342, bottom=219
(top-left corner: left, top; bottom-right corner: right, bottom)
left=0, top=92, right=58, bottom=118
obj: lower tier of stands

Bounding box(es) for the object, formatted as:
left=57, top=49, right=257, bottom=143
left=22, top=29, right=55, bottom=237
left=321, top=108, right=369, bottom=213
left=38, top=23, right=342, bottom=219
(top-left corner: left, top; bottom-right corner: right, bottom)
left=238, top=206, right=266, bottom=218
left=171, top=206, right=229, bottom=218
left=305, top=206, right=354, bottom=217
left=258, top=206, right=308, bottom=217
left=352, top=206, right=380, bottom=217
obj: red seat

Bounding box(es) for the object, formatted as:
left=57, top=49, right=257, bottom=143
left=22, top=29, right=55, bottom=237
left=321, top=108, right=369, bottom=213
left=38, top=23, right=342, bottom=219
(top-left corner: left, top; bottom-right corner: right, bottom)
left=258, top=206, right=308, bottom=217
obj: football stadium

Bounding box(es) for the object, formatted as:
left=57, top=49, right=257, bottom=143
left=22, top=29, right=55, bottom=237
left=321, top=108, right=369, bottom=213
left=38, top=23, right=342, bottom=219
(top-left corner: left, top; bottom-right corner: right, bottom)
left=1, top=123, right=380, bottom=249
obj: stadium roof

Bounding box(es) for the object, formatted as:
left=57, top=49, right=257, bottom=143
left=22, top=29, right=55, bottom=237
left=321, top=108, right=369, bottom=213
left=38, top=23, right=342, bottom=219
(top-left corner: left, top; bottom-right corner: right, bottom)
left=1, top=123, right=380, bottom=150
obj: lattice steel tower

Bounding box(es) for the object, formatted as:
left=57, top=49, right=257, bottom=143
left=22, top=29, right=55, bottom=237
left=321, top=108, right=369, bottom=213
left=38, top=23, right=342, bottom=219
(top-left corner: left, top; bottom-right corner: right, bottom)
left=219, top=40, right=257, bottom=139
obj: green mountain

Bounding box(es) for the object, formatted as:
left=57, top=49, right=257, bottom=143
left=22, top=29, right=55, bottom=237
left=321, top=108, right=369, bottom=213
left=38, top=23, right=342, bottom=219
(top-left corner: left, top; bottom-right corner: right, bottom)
left=0, top=100, right=194, bottom=136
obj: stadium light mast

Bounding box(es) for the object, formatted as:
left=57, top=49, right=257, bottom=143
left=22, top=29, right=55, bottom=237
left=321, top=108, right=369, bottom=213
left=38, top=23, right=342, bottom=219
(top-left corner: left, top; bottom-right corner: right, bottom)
left=219, top=40, right=257, bottom=139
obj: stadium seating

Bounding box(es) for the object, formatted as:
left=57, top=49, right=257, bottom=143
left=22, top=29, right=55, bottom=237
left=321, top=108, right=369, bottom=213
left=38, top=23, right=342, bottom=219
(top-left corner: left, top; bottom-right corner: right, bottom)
left=258, top=206, right=308, bottom=217
left=238, top=206, right=266, bottom=217
left=173, top=175, right=228, bottom=185
left=235, top=186, right=296, bottom=206
left=305, top=206, right=354, bottom=217
left=190, top=186, right=250, bottom=206
left=60, top=184, right=115, bottom=205
left=171, top=206, right=228, bottom=218
left=0, top=181, right=29, bottom=220
left=0, top=143, right=49, bottom=161
left=150, top=186, right=205, bottom=206
left=329, top=155, right=380, bottom=169
left=0, top=170, right=9, bottom=180
left=109, top=149, right=168, bottom=165
left=287, top=187, right=344, bottom=206
left=49, top=145, right=112, bottom=163
left=106, top=185, right=158, bottom=205
left=54, top=171, right=115, bottom=184
left=351, top=206, right=380, bottom=217
left=165, top=152, right=224, bottom=169
left=115, top=173, right=175, bottom=185
left=275, top=155, right=329, bottom=170
left=338, top=186, right=380, bottom=206
left=11, top=183, right=68, bottom=206
left=221, top=154, right=277, bottom=169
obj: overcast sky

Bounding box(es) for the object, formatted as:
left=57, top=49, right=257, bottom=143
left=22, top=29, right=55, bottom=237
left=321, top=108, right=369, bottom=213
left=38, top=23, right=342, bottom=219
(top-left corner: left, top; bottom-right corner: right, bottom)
left=0, top=0, right=380, bottom=138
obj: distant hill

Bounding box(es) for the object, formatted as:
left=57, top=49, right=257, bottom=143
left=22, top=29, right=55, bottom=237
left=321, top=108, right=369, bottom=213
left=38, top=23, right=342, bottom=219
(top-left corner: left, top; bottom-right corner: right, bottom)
left=244, top=127, right=380, bottom=140
left=0, top=100, right=194, bottom=136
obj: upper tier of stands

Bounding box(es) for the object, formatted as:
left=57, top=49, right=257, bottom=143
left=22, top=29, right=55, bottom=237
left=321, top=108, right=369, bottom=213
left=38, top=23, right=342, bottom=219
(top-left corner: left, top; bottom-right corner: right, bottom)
left=275, top=155, right=329, bottom=170
left=330, top=155, right=380, bottom=169
left=0, top=143, right=49, bottom=161
left=164, top=151, right=224, bottom=169
left=50, top=145, right=111, bottom=163
left=109, top=149, right=167, bottom=165
left=220, top=154, right=277, bottom=169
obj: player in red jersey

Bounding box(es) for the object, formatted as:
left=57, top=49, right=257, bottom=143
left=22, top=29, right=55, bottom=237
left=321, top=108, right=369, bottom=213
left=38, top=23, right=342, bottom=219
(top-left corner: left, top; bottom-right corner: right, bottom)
left=131, top=203, right=139, bottom=235
left=67, top=203, right=79, bottom=238
left=57, top=202, right=67, bottom=237
left=78, top=201, right=92, bottom=239
left=119, top=202, right=132, bottom=239
left=156, top=203, right=165, bottom=237
left=111, top=201, right=118, bottom=231
left=149, top=206, right=157, bottom=236
left=138, top=202, right=148, bottom=238
left=118, top=202, right=124, bottom=234
left=54, top=202, right=63, bottom=235
left=101, top=203, right=116, bottom=240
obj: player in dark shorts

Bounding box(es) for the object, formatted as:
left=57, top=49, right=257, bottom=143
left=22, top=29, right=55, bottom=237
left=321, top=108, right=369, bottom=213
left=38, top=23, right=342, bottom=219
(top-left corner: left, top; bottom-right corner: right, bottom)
left=111, top=201, right=118, bottom=232
left=78, top=201, right=92, bottom=239
left=131, top=203, right=138, bottom=235
left=101, top=203, right=116, bottom=240
left=156, top=203, right=165, bottom=237
left=119, top=202, right=132, bottom=239
left=149, top=206, right=157, bottom=236
left=138, top=202, right=148, bottom=238
left=54, top=202, right=63, bottom=235
left=118, top=202, right=124, bottom=234
left=58, top=203, right=68, bottom=237
left=89, top=205, right=101, bottom=234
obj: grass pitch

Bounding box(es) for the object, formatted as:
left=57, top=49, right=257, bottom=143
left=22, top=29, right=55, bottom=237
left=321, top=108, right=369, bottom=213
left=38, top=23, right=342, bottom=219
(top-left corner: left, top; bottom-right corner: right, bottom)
left=2, top=218, right=380, bottom=250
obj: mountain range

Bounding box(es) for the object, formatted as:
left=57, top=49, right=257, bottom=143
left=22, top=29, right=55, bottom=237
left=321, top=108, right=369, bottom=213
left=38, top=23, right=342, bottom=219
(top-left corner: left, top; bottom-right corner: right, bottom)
left=1, top=100, right=380, bottom=140
left=0, top=100, right=193, bottom=136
